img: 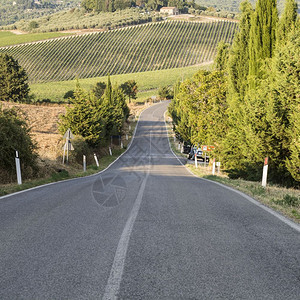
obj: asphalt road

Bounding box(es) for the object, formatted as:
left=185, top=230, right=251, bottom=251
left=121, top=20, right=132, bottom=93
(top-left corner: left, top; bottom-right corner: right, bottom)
left=1, top=102, right=300, bottom=300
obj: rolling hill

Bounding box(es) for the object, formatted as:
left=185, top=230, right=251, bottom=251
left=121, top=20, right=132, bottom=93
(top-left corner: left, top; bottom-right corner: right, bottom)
left=0, top=20, right=238, bottom=83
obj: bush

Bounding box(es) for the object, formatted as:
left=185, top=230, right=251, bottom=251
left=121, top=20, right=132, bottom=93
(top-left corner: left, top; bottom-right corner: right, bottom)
left=0, top=105, right=38, bottom=183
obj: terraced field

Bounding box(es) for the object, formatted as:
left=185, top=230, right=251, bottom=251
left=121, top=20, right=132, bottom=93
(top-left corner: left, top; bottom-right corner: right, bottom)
left=0, top=20, right=238, bottom=83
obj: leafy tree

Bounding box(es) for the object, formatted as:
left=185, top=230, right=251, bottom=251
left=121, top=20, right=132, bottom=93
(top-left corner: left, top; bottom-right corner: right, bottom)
left=63, top=90, right=75, bottom=99
left=0, top=105, right=38, bottom=183
left=28, top=20, right=39, bottom=30
left=158, top=86, right=173, bottom=99
left=169, top=70, right=227, bottom=151
left=0, top=53, right=30, bottom=103
left=92, top=81, right=106, bottom=99
left=119, top=80, right=138, bottom=103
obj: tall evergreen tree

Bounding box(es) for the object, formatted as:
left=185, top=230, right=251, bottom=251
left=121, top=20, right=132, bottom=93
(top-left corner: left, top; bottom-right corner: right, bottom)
left=228, top=0, right=253, bottom=99
left=0, top=54, right=30, bottom=103
left=277, top=0, right=298, bottom=44
left=104, top=75, right=112, bottom=104
left=248, top=0, right=278, bottom=78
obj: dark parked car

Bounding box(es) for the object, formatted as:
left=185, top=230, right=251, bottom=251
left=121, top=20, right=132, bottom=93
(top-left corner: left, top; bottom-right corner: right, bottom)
left=188, top=148, right=209, bottom=162
left=183, top=143, right=191, bottom=154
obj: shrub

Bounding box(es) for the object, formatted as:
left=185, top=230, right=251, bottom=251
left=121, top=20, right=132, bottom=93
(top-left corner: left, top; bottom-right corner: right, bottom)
left=0, top=105, right=38, bottom=183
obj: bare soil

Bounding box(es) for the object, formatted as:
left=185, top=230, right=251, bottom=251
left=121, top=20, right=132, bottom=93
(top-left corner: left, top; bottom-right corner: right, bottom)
left=2, top=101, right=148, bottom=162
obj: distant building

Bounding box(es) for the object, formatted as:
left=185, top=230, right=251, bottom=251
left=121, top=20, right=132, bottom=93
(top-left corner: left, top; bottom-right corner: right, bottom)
left=160, top=7, right=179, bottom=16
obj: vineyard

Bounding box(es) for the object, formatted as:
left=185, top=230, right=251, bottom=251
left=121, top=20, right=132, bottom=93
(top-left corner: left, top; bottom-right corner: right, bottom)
left=0, top=20, right=238, bottom=83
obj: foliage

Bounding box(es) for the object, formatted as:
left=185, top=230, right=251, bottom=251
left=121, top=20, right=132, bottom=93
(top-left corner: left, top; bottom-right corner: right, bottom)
left=63, top=90, right=75, bottom=99
left=0, top=20, right=238, bottom=83
left=59, top=79, right=129, bottom=147
left=277, top=0, right=298, bottom=43
left=92, top=81, right=106, bottom=99
left=170, top=0, right=299, bottom=186
left=214, top=41, right=230, bottom=71
left=158, top=86, right=173, bottom=99
left=3, top=7, right=154, bottom=33
left=0, top=105, right=38, bottom=183
left=169, top=69, right=227, bottom=148
left=119, top=80, right=138, bottom=103
left=248, top=0, right=278, bottom=78
left=0, top=0, right=81, bottom=27
left=0, top=53, right=30, bottom=102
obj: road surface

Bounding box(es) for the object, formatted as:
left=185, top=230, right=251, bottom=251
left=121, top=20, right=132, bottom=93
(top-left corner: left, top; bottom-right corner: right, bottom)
left=1, top=102, right=300, bottom=299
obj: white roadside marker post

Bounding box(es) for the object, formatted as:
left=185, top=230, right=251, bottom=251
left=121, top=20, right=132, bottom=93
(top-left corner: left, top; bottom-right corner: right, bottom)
left=217, top=162, right=221, bottom=174
left=262, top=157, right=268, bottom=188
left=126, top=134, right=128, bottom=141
left=212, top=158, right=216, bottom=175
left=94, top=153, right=99, bottom=168
left=121, top=141, right=123, bottom=149
left=83, top=155, right=86, bottom=172
left=15, top=151, right=22, bottom=185
left=109, top=147, right=112, bottom=156
left=195, top=152, right=198, bottom=168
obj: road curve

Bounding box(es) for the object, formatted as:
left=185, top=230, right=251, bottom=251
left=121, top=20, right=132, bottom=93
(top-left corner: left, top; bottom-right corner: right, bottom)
left=0, top=102, right=299, bottom=299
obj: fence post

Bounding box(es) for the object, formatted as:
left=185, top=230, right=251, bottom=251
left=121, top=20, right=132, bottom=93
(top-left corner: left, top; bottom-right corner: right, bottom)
left=262, top=157, right=268, bottom=187
left=94, top=153, right=99, bottom=167
left=212, top=158, right=216, bottom=175
left=15, top=151, right=22, bottom=185
left=83, top=155, right=86, bottom=172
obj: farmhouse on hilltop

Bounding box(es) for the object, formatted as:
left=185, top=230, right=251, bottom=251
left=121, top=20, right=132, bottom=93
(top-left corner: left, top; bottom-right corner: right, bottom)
left=160, top=7, right=179, bottom=15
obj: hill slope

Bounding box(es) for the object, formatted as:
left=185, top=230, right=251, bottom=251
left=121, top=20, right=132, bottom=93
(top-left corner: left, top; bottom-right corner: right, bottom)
left=0, top=20, right=238, bottom=83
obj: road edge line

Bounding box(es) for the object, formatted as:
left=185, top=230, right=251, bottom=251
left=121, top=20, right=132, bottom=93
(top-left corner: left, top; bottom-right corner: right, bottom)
left=0, top=102, right=162, bottom=200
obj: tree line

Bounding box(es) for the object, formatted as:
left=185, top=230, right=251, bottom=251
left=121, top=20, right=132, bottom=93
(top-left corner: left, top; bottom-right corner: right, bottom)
left=169, top=0, right=299, bottom=187
left=81, top=0, right=200, bottom=13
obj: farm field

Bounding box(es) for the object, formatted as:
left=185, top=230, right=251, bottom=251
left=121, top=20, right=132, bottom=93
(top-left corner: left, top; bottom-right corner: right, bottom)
left=0, top=20, right=238, bottom=83
left=30, top=64, right=212, bottom=102
left=0, top=31, right=71, bottom=47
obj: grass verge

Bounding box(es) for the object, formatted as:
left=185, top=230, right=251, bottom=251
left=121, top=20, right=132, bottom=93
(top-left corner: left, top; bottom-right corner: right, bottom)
left=0, top=116, right=139, bottom=198
left=0, top=150, right=126, bottom=198
left=30, top=64, right=212, bottom=103
left=0, top=31, right=71, bottom=47
left=165, top=113, right=300, bottom=224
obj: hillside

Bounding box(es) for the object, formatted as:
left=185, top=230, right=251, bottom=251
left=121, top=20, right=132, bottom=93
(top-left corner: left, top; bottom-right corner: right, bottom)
left=196, top=0, right=300, bottom=12
left=0, top=0, right=81, bottom=26
left=0, top=20, right=238, bottom=83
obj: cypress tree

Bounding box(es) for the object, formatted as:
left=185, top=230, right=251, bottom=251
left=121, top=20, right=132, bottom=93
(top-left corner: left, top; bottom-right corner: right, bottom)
left=277, top=0, right=298, bottom=44
left=228, top=0, right=253, bottom=99
left=249, top=0, right=278, bottom=78
left=104, top=75, right=112, bottom=104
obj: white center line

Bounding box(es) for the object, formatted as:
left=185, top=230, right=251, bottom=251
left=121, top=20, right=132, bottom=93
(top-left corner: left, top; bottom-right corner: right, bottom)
left=102, top=171, right=150, bottom=300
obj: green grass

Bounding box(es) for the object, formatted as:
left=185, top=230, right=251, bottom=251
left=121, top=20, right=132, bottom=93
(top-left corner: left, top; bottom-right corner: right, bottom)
left=0, top=31, right=71, bottom=47
left=30, top=64, right=211, bottom=102
left=189, top=166, right=300, bottom=223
